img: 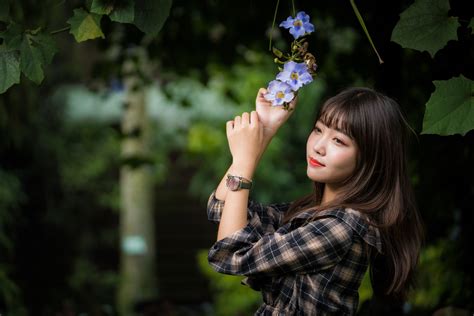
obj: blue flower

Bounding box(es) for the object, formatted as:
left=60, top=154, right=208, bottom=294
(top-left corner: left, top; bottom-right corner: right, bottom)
left=279, top=11, right=315, bottom=39
left=264, top=80, right=295, bottom=106
left=276, top=61, right=313, bottom=90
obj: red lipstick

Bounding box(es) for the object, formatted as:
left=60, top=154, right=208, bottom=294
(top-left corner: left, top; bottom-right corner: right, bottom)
left=309, top=157, right=325, bottom=167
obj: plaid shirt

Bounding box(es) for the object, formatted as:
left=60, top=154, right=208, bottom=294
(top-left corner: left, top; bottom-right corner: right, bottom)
left=207, top=191, right=383, bottom=315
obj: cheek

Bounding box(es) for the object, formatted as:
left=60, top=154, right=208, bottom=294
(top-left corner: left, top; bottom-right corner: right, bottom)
left=306, top=136, right=312, bottom=153
left=331, top=149, right=357, bottom=171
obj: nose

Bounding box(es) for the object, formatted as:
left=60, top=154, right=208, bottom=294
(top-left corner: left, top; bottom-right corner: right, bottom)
left=312, top=136, right=326, bottom=156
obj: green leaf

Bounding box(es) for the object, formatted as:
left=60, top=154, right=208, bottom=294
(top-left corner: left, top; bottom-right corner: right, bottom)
left=0, top=50, right=20, bottom=94
left=391, top=0, right=460, bottom=57
left=20, top=31, right=58, bottom=84
left=133, top=0, right=171, bottom=36
left=421, top=76, right=474, bottom=136
left=0, top=22, right=23, bottom=50
left=110, top=0, right=134, bottom=23
left=0, top=0, right=9, bottom=22
left=20, top=36, right=43, bottom=83
left=33, top=32, right=58, bottom=65
left=67, top=8, right=105, bottom=42
left=91, top=0, right=114, bottom=15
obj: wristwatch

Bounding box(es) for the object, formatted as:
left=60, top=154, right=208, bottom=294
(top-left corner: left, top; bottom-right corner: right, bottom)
left=226, top=174, right=253, bottom=191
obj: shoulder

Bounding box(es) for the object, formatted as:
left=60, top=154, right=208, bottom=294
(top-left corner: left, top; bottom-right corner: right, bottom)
left=323, top=208, right=383, bottom=254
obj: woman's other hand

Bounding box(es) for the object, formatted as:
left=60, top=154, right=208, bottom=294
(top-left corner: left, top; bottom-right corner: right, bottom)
left=255, top=87, right=297, bottom=139
left=226, top=111, right=265, bottom=179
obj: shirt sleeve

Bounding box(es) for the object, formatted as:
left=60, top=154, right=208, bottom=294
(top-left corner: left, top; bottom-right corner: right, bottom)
left=206, top=190, right=290, bottom=234
left=208, top=216, right=354, bottom=276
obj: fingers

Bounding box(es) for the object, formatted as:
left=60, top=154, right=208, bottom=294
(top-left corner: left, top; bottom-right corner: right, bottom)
left=226, top=120, right=234, bottom=137
left=241, top=112, right=249, bottom=126
left=234, top=115, right=241, bottom=126
left=229, top=112, right=257, bottom=131
left=250, top=111, right=258, bottom=126
left=256, top=88, right=268, bottom=102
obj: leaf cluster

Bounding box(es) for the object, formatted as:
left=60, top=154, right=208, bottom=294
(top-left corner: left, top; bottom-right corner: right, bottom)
left=0, top=0, right=172, bottom=93
left=391, top=0, right=473, bottom=136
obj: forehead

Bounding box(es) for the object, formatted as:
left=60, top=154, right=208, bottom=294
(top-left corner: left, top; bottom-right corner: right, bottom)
left=316, top=106, right=353, bottom=138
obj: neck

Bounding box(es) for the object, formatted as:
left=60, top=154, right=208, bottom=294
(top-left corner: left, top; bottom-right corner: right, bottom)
left=321, top=183, right=342, bottom=205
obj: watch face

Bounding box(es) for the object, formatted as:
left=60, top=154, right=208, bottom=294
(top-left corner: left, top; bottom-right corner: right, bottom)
left=227, top=176, right=240, bottom=190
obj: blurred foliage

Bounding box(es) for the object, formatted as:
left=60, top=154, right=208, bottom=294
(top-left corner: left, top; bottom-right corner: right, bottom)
left=0, top=169, right=24, bottom=251
left=408, top=238, right=471, bottom=309
left=0, top=169, right=27, bottom=315
left=358, top=270, right=373, bottom=309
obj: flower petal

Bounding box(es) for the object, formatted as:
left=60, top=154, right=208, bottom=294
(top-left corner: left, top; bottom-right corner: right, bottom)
left=279, top=17, right=294, bottom=29
left=304, top=23, right=315, bottom=33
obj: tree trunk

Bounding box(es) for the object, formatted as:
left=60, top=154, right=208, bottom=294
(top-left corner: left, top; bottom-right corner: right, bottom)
left=117, top=53, right=157, bottom=316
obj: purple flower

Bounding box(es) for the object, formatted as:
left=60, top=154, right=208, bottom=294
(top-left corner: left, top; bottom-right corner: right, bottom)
left=279, top=11, right=315, bottom=39
left=264, top=80, right=295, bottom=106
left=276, top=61, right=313, bottom=90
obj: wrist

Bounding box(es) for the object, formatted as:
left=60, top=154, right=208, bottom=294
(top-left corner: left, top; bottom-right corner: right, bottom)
left=263, top=126, right=278, bottom=139
left=230, top=162, right=256, bottom=180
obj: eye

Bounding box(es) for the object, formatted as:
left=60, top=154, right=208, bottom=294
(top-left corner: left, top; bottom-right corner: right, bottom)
left=313, top=126, right=321, bottom=133
left=334, top=138, right=345, bottom=145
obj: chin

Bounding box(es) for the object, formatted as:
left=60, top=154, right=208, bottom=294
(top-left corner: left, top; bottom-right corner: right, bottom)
left=307, top=170, right=324, bottom=182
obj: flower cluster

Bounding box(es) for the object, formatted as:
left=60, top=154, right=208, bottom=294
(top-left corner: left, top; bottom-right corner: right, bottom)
left=264, top=11, right=317, bottom=110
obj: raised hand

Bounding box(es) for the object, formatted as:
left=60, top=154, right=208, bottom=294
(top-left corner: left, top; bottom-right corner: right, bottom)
left=255, top=88, right=297, bottom=139
left=226, top=111, right=265, bottom=179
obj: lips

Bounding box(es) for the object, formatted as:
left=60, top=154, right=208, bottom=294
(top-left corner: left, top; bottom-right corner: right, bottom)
left=309, top=157, right=325, bottom=167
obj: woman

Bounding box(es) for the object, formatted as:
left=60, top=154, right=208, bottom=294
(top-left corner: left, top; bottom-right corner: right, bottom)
left=207, top=87, right=424, bottom=315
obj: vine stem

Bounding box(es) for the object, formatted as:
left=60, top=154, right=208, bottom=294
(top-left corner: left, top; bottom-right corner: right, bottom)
left=349, top=0, right=384, bottom=64
left=269, top=0, right=281, bottom=51
left=50, top=26, right=70, bottom=35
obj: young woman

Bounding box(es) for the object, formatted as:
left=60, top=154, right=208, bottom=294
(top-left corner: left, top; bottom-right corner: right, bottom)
left=207, top=87, right=424, bottom=315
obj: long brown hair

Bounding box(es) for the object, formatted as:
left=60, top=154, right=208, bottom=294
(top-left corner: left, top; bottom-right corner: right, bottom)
left=282, top=87, right=424, bottom=301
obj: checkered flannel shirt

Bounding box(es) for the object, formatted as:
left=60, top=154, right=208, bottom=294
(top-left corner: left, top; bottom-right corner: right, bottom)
left=207, top=190, right=383, bottom=315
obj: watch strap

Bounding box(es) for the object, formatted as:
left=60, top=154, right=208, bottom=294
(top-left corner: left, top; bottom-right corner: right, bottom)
left=239, top=178, right=252, bottom=190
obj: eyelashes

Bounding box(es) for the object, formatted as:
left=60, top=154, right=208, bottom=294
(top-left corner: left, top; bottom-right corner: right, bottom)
left=313, top=127, right=346, bottom=145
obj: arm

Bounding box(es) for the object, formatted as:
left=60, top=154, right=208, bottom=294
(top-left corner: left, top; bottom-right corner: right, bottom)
left=209, top=216, right=354, bottom=276
left=215, top=89, right=297, bottom=241
left=214, top=88, right=296, bottom=202
left=216, top=111, right=264, bottom=241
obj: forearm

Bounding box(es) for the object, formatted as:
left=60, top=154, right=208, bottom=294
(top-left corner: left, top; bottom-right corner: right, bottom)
left=215, top=107, right=274, bottom=241
left=216, top=164, right=255, bottom=241
left=216, top=190, right=250, bottom=241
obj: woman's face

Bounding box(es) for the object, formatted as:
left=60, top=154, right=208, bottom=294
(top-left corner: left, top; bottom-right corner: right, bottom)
left=306, top=119, right=358, bottom=187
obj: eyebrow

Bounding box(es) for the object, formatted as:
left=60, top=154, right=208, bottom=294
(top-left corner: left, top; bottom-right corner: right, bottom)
left=316, top=121, right=353, bottom=139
